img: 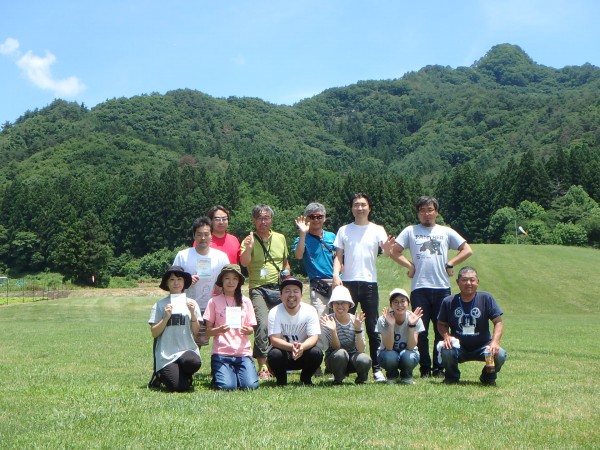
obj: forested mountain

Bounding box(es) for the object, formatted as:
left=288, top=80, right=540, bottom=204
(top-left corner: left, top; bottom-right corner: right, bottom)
left=1, top=44, right=599, bottom=285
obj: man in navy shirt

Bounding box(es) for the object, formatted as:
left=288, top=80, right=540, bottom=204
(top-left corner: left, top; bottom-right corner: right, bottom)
left=437, top=266, right=507, bottom=385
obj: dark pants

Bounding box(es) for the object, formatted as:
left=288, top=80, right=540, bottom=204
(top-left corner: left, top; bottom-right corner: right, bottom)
left=267, top=347, right=323, bottom=385
left=345, top=281, right=381, bottom=372
left=410, top=287, right=450, bottom=375
left=158, top=350, right=201, bottom=392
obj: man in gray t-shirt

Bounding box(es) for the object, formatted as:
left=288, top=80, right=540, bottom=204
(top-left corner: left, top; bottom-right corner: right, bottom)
left=386, top=196, right=473, bottom=378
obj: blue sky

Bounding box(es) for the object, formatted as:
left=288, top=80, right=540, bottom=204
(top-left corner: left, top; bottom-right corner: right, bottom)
left=1, top=0, right=598, bottom=125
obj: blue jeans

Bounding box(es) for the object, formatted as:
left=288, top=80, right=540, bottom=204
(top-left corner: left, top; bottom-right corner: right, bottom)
left=440, top=345, right=507, bottom=382
left=211, top=354, right=259, bottom=391
left=345, top=281, right=381, bottom=372
left=377, top=349, right=420, bottom=379
left=410, top=287, right=450, bottom=374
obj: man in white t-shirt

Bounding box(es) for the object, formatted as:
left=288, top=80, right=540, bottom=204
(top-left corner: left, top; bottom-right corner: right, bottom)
left=386, top=196, right=473, bottom=378
left=333, top=193, right=389, bottom=383
left=267, top=278, right=323, bottom=385
left=173, top=217, right=230, bottom=346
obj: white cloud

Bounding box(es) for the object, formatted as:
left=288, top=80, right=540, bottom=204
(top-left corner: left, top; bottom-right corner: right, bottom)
left=0, top=37, right=19, bottom=55
left=16, top=50, right=86, bottom=97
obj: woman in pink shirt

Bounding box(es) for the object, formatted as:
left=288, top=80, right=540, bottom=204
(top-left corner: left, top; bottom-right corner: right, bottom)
left=203, top=264, right=259, bottom=390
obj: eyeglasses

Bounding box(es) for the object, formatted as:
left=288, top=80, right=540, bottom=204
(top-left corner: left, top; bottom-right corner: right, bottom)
left=391, top=298, right=409, bottom=305
left=213, top=216, right=229, bottom=222
left=308, top=214, right=324, bottom=220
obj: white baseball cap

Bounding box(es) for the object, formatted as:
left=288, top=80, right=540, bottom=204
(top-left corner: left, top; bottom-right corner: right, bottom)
left=389, top=288, right=410, bottom=302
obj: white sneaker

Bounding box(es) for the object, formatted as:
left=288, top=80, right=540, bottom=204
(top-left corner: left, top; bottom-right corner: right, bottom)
left=386, top=377, right=398, bottom=385
left=400, top=377, right=415, bottom=385
left=373, top=370, right=386, bottom=383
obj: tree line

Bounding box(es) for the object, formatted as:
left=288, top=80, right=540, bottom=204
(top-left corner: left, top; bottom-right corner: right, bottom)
left=1, top=43, right=599, bottom=285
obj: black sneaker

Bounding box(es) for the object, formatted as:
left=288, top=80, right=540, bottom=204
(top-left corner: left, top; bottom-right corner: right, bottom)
left=420, top=370, right=432, bottom=378
left=147, top=373, right=161, bottom=389
left=431, top=369, right=445, bottom=378
left=442, top=378, right=459, bottom=385
left=479, top=374, right=497, bottom=386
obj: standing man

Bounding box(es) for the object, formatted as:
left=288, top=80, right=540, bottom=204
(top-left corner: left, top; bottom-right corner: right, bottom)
left=293, top=202, right=336, bottom=316
left=206, top=205, right=240, bottom=264
left=173, top=217, right=230, bottom=346
left=387, top=196, right=473, bottom=378
left=267, top=278, right=323, bottom=386
left=438, top=267, right=507, bottom=385
left=240, top=204, right=290, bottom=381
left=333, top=193, right=389, bottom=382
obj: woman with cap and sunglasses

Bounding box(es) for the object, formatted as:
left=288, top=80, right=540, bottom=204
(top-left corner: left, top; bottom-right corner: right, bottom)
left=375, top=288, right=425, bottom=384
left=203, top=264, right=259, bottom=390
left=148, top=266, right=202, bottom=392
left=319, top=285, right=372, bottom=384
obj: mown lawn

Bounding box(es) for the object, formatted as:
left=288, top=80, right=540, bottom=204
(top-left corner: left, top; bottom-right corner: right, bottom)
left=1, top=245, right=598, bottom=449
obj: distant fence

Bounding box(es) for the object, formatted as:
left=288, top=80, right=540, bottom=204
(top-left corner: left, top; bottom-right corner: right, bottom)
left=0, top=278, right=71, bottom=306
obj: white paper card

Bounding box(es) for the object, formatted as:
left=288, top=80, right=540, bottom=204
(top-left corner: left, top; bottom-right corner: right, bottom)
left=226, top=307, right=242, bottom=328
left=170, top=293, right=187, bottom=313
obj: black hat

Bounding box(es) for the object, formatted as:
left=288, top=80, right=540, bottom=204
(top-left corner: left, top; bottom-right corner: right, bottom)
left=279, top=277, right=303, bottom=292
left=159, top=265, right=193, bottom=291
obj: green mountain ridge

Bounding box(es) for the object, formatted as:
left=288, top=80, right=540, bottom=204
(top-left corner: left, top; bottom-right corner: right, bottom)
left=1, top=43, right=599, bottom=284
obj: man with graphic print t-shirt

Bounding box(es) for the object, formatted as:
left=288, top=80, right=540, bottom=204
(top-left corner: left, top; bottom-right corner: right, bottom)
left=267, top=278, right=323, bottom=385
left=437, top=266, right=506, bottom=385
left=387, top=196, right=473, bottom=378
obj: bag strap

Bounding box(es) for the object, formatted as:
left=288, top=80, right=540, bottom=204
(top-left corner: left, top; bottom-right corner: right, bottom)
left=255, top=235, right=281, bottom=273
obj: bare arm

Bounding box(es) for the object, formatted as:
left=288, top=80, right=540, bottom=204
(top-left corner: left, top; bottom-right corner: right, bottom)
left=269, top=334, right=294, bottom=352
left=390, top=243, right=415, bottom=278
left=489, top=317, right=504, bottom=355
left=448, top=242, right=473, bottom=268
left=333, top=248, right=344, bottom=287
left=437, top=320, right=454, bottom=349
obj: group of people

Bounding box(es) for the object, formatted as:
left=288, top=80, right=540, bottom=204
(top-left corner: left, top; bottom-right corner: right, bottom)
left=148, top=197, right=507, bottom=392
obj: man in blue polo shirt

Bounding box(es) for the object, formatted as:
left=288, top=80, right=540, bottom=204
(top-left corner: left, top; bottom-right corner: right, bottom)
left=293, top=202, right=337, bottom=317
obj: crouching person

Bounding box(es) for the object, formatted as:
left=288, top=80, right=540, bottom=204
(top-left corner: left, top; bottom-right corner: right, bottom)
left=148, top=266, right=202, bottom=392
left=267, top=278, right=323, bottom=385
left=203, top=264, right=259, bottom=391
left=375, top=288, right=424, bottom=384
left=437, top=266, right=507, bottom=386
left=320, top=286, right=371, bottom=384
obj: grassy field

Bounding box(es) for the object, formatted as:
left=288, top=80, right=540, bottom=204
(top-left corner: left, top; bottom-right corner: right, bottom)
left=0, top=244, right=599, bottom=449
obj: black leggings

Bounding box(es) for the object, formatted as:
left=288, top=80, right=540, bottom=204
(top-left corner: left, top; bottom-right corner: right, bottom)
left=158, top=351, right=201, bottom=392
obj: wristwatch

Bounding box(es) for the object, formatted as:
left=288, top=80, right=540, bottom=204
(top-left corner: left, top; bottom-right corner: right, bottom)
left=445, top=263, right=453, bottom=270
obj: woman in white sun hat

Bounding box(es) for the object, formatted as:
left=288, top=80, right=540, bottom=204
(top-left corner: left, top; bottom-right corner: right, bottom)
left=319, top=285, right=371, bottom=384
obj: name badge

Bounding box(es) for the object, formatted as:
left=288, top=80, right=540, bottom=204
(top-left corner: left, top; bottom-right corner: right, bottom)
left=260, top=268, right=268, bottom=277
left=462, top=325, right=475, bottom=335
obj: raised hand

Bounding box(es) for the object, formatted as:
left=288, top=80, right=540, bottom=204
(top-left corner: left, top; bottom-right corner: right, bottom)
left=408, top=306, right=423, bottom=326
left=320, top=315, right=337, bottom=332
left=244, top=231, right=254, bottom=249
left=381, top=235, right=396, bottom=256
left=382, top=306, right=395, bottom=325
left=295, top=216, right=310, bottom=234
left=353, top=311, right=365, bottom=330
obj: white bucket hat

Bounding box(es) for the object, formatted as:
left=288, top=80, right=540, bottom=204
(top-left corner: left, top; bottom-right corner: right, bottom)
left=327, top=285, right=355, bottom=307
